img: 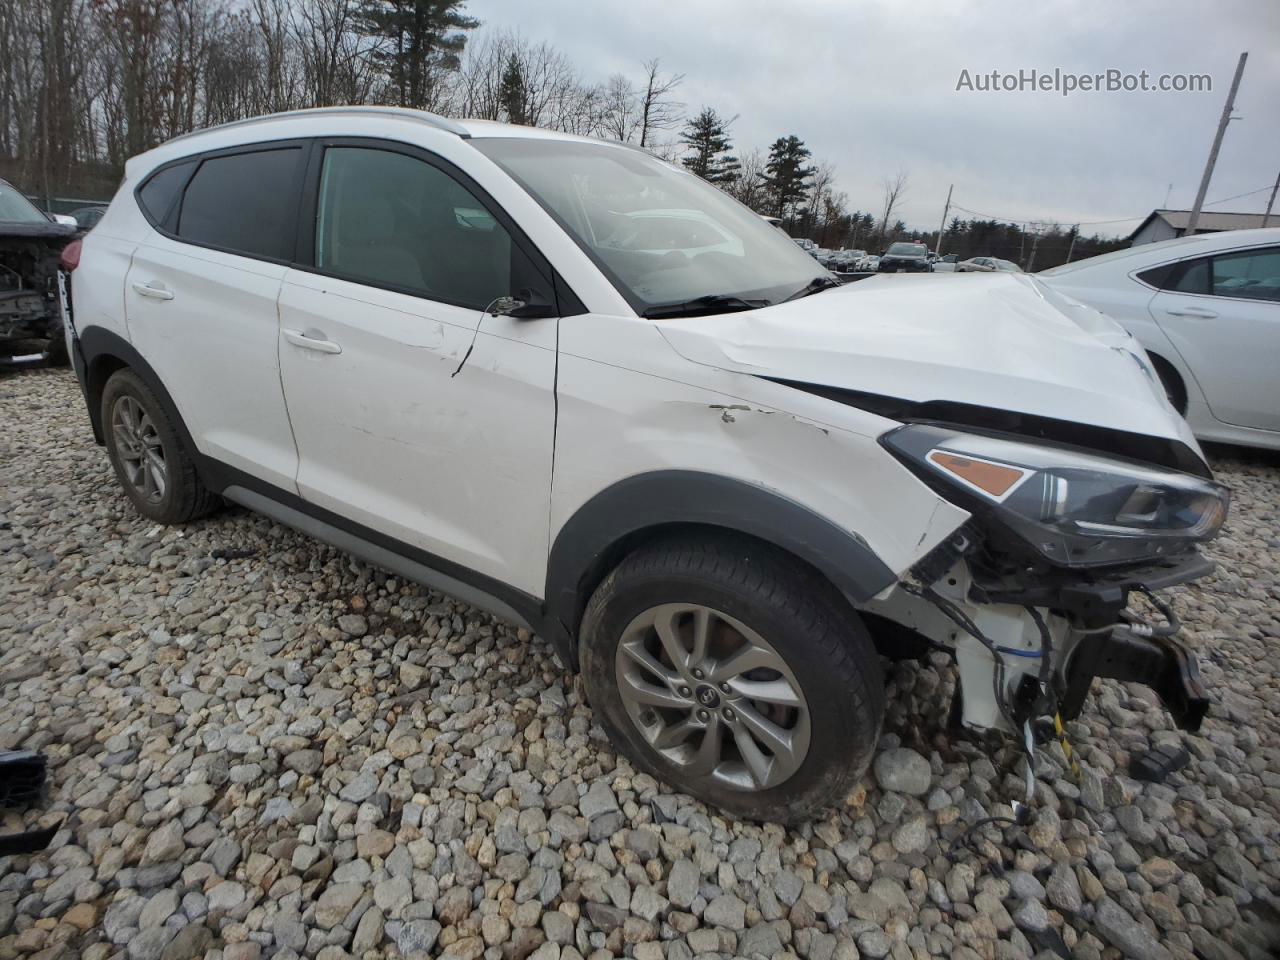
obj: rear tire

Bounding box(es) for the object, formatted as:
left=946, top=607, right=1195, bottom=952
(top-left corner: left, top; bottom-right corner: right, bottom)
left=580, top=534, right=885, bottom=823
left=101, top=368, right=218, bottom=524
left=1149, top=354, right=1188, bottom=416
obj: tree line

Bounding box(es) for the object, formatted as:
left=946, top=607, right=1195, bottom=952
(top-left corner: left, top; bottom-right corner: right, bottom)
left=0, top=0, right=1124, bottom=267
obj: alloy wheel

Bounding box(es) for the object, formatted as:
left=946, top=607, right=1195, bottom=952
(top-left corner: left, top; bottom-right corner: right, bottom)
left=111, top=395, right=167, bottom=503
left=614, top=603, right=811, bottom=791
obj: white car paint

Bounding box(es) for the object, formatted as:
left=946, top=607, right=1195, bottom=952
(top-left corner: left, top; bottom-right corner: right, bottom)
left=69, top=107, right=1219, bottom=744
left=1040, top=228, right=1280, bottom=449
left=658, top=272, right=1197, bottom=450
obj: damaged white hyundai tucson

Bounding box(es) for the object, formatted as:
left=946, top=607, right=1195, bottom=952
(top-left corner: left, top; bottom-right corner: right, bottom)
left=63, top=108, right=1228, bottom=822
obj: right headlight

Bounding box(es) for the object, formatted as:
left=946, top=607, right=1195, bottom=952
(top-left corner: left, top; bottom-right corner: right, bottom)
left=884, top=424, right=1229, bottom=568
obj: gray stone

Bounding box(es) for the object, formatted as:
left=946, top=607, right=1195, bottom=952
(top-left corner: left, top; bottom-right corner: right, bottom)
left=315, top=883, right=365, bottom=928
left=1012, top=898, right=1049, bottom=933
left=1094, top=897, right=1174, bottom=960
left=873, top=747, right=932, bottom=796
left=703, top=894, right=746, bottom=930
left=579, top=781, right=619, bottom=820
left=667, top=859, right=698, bottom=910
left=139, top=890, right=179, bottom=930
left=395, top=919, right=442, bottom=955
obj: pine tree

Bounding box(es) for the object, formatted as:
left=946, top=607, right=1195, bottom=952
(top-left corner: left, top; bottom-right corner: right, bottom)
left=763, top=135, right=813, bottom=220
left=499, top=54, right=527, bottom=125
left=679, top=107, right=739, bottom=184
left=359, top=0, right=479, bottom=108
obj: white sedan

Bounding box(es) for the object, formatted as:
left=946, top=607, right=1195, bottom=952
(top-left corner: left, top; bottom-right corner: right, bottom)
left=1039, top=228, right=1280, bottom=450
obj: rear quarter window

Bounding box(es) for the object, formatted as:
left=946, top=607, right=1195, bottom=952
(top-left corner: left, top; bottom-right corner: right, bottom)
left=136, top=160, right=196, bottom=229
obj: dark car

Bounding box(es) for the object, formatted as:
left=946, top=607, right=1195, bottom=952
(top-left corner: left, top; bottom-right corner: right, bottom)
left=1, top=180, right=77, bottom=365
left=877, top=241, right=932, bottom=273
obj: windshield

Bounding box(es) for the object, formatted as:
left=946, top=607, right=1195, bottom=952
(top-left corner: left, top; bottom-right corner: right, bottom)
left=472, top=138, right=823, bottom=313
left=0, top=182, right=48, bottom=224
left=886, top=242, right=927, bottom=256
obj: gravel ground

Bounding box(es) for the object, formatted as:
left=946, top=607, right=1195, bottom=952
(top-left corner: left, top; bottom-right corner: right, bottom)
left=1, top=367, right=1278, bottom=960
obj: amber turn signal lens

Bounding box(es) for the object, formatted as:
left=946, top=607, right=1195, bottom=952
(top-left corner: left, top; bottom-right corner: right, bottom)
left=927, top=450, right=1027, bottom=498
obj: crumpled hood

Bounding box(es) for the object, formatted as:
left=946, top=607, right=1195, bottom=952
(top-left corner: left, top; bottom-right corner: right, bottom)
left=657, top=272, right=1201, bottom=449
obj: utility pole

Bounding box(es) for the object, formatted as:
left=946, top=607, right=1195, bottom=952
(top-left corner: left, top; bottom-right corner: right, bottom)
left=1187, top=52, right=1247, bottom=235
left=1263, top=169, right=1279, bottom=228
left=935, top=184, right=953, bottom=256
left=1066, top=225, right=1079, bottom=263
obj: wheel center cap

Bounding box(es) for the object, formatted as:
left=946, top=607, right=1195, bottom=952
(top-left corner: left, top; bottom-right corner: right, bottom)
left=695, top=685, right=720, bottom=708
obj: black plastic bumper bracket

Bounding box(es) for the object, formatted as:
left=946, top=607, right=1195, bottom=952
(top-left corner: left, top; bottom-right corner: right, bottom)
left=1059, top=630, right=1209, bottom=732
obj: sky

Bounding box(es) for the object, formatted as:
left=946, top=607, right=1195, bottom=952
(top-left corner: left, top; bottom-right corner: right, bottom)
left=462, top=0, right=1280, bottom=237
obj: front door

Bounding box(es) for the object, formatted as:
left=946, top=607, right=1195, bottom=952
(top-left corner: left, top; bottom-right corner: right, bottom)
left=277, top=141, right=558, bottom=596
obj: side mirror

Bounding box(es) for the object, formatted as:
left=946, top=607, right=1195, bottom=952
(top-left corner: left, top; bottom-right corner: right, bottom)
left=52, top=213, right=78, bottom=227
left=489, top=287, right=557, bottom=320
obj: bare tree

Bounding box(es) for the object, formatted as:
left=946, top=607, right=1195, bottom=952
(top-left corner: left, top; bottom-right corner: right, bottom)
left=725, top=147, right=767, bottom=211
left=636, top=57, right=682, bottom=148
left=877, top=171, right=908, bottom=250
left=598, top=73, right=640, bottom=142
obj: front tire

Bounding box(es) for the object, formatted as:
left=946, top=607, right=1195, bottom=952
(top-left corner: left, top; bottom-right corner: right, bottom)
left=580, top=535, right=885, bottom=823
left=101, top=368, right=218, bottom=524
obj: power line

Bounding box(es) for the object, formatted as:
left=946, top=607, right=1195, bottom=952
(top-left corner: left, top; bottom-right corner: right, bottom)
left=1203, top=184, right=1274, bottom=206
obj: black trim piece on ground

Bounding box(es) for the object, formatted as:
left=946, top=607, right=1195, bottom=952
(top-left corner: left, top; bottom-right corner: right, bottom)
left=1059, top=630, right=1209, bottom=732
left=545, top=470, right=898, bottom=659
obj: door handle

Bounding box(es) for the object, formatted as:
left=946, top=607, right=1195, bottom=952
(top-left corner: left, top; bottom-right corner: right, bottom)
left=283, top=328, right=342, bottom=354
left=1166, top=307, right=1216, bottom=319
left=131, top=281, right=174, bottom=301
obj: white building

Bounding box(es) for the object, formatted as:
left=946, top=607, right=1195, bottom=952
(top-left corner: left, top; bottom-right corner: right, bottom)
left=1128, top=209, right=1270, bottom=246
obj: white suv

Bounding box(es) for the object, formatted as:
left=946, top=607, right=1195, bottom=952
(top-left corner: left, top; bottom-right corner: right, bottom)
left=62, top=107, right=1227, bottom=821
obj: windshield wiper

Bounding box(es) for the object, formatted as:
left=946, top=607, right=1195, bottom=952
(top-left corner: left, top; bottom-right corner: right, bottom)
left=782, top=275, right=842, bottom=302
left=641, top=294, right=771, bottom=319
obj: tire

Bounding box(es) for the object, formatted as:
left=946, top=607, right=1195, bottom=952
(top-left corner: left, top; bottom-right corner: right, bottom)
left=1149, top=354, right=1188, bottom=416
left=101, top=368, right=218, bottom=524
left=580, top=534, right=885, bottom=823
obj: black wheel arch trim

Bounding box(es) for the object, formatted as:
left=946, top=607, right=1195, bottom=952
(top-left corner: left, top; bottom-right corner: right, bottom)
left=77, top=325, right=196, bottom=450
left=545, top=470, right=897, bottom=657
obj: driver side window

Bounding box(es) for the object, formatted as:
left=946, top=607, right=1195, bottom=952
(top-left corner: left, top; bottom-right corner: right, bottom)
left=315, top=146, right=515, bottom=309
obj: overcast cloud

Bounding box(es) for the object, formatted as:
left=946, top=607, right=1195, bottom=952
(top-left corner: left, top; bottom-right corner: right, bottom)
left=464, top=0, right=1280, bottom=236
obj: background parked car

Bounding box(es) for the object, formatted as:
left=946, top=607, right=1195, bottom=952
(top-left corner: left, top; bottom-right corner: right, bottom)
left=956, top=256, right=1022, bottom=273
left=933, top=254, right=960, bottom=273
left=1040, top=227, right=1280, bottom=450
left=877, top=241, right=932, bottom=273
left=857, top=254, right=880, bottom=271
left=1, top=178, right=77, bottom=365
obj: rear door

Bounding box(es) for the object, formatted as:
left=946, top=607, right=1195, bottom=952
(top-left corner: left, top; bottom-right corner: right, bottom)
left=125, top=143, right=307, bottom=491
left=1147, top=245, right=1280, bottom=431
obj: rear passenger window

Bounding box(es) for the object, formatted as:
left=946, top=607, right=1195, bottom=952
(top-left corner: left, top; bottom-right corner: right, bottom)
left=1211, top=248, right=1280, bottom=303
left=315, top=146, right=526, bottom=309
left=177, top=148, right=302, bottom=260
left=137, top=160, right=195, bottom=228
